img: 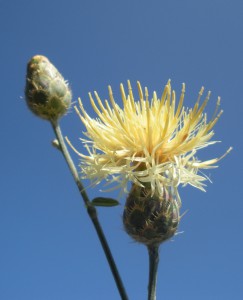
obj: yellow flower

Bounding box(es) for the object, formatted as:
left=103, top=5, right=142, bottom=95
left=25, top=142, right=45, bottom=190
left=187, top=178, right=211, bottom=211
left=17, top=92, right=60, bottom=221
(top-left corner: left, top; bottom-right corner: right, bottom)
left=72, top=80, right=231, bottom=205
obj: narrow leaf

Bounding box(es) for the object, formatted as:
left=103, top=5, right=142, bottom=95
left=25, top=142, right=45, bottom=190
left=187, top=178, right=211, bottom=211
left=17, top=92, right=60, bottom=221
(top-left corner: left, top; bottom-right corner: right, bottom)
left=92, top=197, right=120, bottom=207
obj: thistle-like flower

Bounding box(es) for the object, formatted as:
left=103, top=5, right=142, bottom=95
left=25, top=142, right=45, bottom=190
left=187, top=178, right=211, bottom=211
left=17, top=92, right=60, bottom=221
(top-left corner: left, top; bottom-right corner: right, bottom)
left=72, top=80, right=231, bottom=244
left=74, top=81, right=230, bottom=199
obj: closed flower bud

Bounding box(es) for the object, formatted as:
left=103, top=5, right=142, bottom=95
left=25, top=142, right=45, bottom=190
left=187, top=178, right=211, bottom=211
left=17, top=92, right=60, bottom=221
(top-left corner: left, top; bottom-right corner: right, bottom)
left=25, top=55, right=72, bottom=121
left=123, top=185, right=180, bottom=246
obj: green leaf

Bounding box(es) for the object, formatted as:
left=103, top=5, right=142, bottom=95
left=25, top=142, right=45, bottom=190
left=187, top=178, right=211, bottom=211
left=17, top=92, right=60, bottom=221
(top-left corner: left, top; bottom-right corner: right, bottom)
left=91, top=197, right=120, bottom=207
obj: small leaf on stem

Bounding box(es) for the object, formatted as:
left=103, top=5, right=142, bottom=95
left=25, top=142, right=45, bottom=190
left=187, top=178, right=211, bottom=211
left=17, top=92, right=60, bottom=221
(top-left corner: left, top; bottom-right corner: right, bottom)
left=92, top=197, right=120, bottom=207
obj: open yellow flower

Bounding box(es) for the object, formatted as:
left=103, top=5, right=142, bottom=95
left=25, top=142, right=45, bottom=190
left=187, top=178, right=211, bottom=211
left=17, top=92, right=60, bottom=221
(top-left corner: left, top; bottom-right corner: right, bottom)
left=72, top=80, right=231, bottom=205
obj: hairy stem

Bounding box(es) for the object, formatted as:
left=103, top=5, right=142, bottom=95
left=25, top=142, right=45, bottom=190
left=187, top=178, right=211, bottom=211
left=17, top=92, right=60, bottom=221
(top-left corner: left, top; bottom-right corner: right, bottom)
left=147, top=245, right=160, bottom=300
left=51, top=121, right=128, bottom=300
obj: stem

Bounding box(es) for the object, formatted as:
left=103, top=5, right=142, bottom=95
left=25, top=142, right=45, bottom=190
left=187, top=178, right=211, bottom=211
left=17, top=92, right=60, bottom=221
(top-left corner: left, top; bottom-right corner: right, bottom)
left=51, top=121, right=128, bottom=300
left=147, top=245, right=160, bottom=300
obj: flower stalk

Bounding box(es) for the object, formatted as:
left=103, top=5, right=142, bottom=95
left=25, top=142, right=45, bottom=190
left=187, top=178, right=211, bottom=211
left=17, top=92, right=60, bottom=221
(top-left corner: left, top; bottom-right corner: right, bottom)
left=147, top=245, right=159, bottom=300
left=51, top=121, right=128, bottom=300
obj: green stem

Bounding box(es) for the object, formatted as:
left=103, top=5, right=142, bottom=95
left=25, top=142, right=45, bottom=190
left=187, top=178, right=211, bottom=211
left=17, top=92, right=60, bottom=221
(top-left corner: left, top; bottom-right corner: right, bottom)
left=51, top=121, right=128, bottom=300
left=147, top=245, right=160, bottom=300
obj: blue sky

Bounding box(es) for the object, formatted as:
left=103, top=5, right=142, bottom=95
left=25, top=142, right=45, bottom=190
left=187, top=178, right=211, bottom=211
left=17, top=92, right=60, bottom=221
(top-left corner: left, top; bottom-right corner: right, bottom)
left=1, top=0, right=243, bottom=299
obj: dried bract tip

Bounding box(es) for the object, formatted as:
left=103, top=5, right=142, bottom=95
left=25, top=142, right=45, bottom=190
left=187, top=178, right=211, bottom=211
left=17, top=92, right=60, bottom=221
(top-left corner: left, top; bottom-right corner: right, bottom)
left=123, top=185, right=180, bottom=246
left=52, top=139, right=61, bottom=150
left=25, top=55, right=72, bottom=121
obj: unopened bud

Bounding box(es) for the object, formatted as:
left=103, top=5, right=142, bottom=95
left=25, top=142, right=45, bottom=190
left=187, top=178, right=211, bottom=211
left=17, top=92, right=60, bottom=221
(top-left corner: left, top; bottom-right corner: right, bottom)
left=123, top=185, right=180, bottom=246
left=25, top=55, right=72, bottom=121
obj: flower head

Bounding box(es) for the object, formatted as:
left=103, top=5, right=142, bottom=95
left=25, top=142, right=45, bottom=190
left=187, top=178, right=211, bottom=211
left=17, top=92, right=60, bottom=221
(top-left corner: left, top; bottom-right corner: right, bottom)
left=73, top=80, right=231, bottom=204
left=25, top=55, right=72, bottom=121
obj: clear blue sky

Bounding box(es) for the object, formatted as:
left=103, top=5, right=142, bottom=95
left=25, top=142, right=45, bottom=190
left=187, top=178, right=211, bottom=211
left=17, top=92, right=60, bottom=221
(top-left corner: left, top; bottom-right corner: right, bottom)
left=1, top=1, right=242, bottom=299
